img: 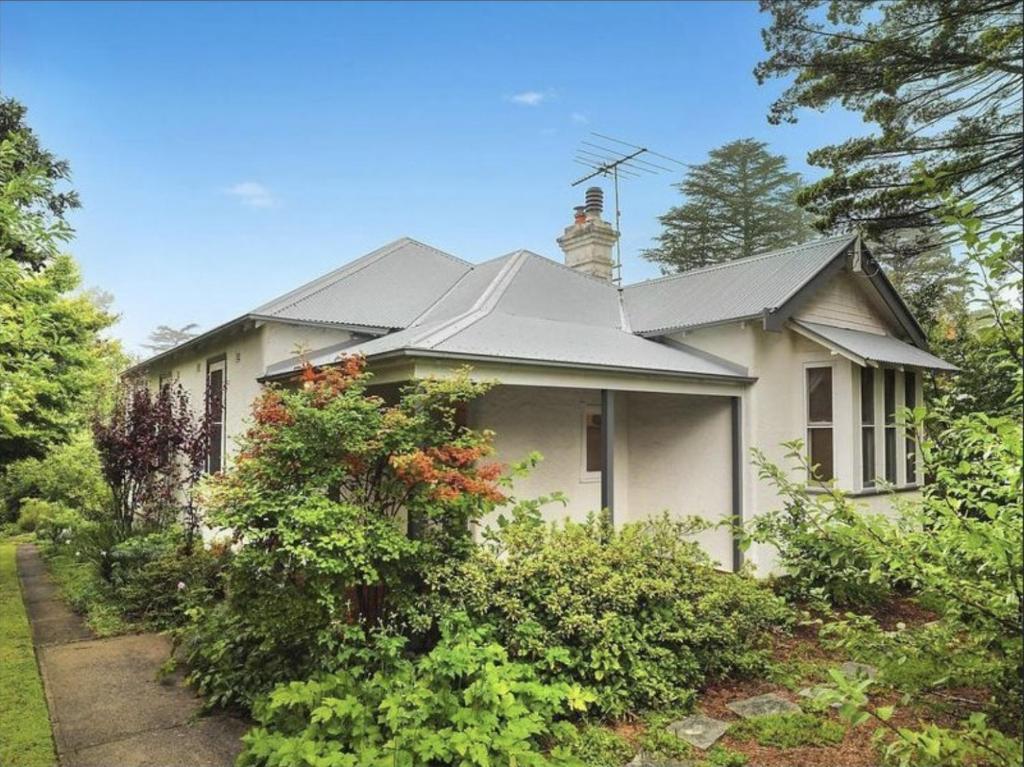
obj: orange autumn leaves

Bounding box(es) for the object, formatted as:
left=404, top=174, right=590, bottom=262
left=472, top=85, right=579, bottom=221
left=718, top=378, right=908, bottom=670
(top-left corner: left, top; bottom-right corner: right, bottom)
left=244, top=355, right=506, bottom=506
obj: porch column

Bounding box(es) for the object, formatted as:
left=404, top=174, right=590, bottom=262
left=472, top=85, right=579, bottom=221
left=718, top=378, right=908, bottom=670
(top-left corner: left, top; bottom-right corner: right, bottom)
left=601, top=389, right=615, bottom=523
left=731, top=396, right=744, bottom=572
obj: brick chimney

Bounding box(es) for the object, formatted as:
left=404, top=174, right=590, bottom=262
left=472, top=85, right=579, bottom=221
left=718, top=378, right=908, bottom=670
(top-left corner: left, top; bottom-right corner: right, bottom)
left=557, top=186, right=618, bottom=281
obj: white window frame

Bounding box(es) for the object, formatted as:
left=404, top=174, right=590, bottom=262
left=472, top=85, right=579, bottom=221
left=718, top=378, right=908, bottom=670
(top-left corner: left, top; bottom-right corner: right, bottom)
left=580, top=405, right=602, bottom=483
left=856, top=365, right=877, bottom=491
left=803, top=362, right=836, bottom=482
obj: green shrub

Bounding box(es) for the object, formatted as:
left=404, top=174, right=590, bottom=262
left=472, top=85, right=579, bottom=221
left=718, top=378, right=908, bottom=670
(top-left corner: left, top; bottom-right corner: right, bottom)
left=16, top=498, right=45, bottom=531
left=107, top=531, right=228, bottom=629
left=1, top=432, right=109, bottom=523
left=33, top=502, right=87, bottom=544
left=238, top=617, right=589, bottom=767
left=557, top=724, right=633, bottom=767
left=730, top=711, right=845, bottom=748
left=431, top=511, right=792, bottom=717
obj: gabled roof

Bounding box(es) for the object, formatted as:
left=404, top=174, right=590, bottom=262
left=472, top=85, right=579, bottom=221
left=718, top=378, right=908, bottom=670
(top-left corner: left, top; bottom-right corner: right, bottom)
left=287, top=250, right=752, bottom=382
left=622, top=234, right=859, bottom=335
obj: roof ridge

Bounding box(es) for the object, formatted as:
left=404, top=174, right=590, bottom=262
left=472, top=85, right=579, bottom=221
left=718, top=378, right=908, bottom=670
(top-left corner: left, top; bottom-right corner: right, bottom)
left=516, top=248, right=624, bottom=289
left=398, top=236, right=473, bottom=268
left=624, top=233, right=856, bottom=289
left=409, top=251, right=530, bottom=349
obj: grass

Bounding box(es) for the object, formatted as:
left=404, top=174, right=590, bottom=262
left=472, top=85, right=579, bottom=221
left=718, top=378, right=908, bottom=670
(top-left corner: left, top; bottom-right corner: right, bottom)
left=730, top=711, right=846, bottom=749
left=43, top=548, right=128, bottom=636
left=0, top=537, right=56, bottom=767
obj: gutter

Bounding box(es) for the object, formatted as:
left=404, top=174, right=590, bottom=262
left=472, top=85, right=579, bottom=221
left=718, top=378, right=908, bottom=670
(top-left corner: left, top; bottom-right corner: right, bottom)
left=262, top=347, right=758, bottom=385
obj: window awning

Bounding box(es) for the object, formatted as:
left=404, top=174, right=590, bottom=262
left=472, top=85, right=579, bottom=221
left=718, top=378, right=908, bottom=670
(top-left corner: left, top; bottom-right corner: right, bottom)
left=791, top=321, right=958, bottom=371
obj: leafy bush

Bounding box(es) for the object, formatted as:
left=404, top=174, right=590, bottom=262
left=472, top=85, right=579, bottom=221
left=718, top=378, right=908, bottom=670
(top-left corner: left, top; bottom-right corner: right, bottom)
left=431, top=511, right=792, bottom=717
left=27, top=500, right=86, bottom=543
left=1, top=431, right=110, bottom=524
left=180, top=359, right=510, bottom=710
left=556, top=725, right=633, bottom=767
left=106, top=531, right=228, bottom=629
left=730, top=712, right=845, bottom=748
left=238, top=617, right=588, bottom=767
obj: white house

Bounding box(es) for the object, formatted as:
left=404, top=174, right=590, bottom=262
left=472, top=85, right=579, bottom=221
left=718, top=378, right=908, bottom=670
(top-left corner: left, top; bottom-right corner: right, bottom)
left=128, top=188, right=955, bottom=572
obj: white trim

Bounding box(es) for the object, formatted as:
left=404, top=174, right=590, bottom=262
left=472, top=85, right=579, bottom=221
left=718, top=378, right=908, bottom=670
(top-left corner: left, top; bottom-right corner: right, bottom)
left=803, top=361, right=837, bottom=481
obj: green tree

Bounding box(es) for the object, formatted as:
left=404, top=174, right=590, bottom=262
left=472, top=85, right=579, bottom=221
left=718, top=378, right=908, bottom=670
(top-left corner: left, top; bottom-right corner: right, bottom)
left=0, top=106, right=114, bottom=465
left=755, top=0, right=1023, bottom=247
left=644, top=138, right=813, bottom=273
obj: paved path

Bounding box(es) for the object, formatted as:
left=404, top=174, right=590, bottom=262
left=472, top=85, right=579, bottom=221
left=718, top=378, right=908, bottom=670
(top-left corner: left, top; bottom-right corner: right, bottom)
left=16, top=544, right=247, bottom=767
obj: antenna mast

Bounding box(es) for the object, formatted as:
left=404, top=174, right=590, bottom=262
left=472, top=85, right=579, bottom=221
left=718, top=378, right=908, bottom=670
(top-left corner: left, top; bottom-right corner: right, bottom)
left=571, top=133, right=685, bottom=285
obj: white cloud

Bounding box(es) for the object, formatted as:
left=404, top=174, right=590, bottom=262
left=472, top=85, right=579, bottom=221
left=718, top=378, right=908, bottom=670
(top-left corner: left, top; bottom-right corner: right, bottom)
left=571, top=112, right=589, bottom=124
left=224, top=181, right=277, bottom=208
left=508, top=90, right=547, bottom=106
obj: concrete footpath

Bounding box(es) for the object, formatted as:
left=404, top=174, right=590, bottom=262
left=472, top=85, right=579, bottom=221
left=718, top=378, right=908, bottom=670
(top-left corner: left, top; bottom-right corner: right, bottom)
left=16, top=544, right=247, bottom=767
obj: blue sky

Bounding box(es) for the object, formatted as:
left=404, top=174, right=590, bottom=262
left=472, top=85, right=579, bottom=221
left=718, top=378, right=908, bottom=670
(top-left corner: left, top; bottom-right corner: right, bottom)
left=1, top=1, right=866, bottom=353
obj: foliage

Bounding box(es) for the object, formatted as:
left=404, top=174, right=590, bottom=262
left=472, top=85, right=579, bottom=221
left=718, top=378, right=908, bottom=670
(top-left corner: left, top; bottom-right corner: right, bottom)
left=181, top=359, right=507, bottom=709
left=730, top=711, right=845, bottom=748
left=0, top=431, right=110, bottom=523
left=821, top=671, right=1021, bottom=767
left=644, top=138, right=813, bottom=273
left=0, top=540, right=56, bottom=767
left=755, top=0, right=1023, bottom=246
left=238, top=616, right=588, bottom=767
left=42, top=542, right=128, bottom=636
left=752, top=402, right=1022, bottom=762
left=748, top=446, right=892, bottom=607
left=432, top=510, right=792, bottom=717
left=556, top=724, right=633, bottom=767
left=92, top=379, right=209, bottom=537
left=105, top=530, right=228, bottom=630
left=928, top=199, right=1023, bottom=418
left=142, top=322, right=200, bottom=353
left=0, top=129, right=116, bottom=464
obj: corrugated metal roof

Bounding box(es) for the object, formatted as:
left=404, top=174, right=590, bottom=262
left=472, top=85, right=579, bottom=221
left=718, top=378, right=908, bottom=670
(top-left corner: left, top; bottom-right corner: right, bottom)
left=293, top=250, right=750, bottom=381
left=794, top=321, right=957, bottom=371
left=253, top=237, right=472, bottom=329
left=622, top=235, right=857, bottom=335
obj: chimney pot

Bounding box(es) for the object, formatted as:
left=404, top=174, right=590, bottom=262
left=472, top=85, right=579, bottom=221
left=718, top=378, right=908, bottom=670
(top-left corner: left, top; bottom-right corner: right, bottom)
left=585, top=186, right=604, bottom=217
left=573, top=205, right=586, bottom=224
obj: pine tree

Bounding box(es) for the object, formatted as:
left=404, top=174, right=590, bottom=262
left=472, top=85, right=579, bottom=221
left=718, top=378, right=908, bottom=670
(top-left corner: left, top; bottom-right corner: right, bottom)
left=143, top=323, right=200, bottom=353
left=644, top=139, right=813, bottom=273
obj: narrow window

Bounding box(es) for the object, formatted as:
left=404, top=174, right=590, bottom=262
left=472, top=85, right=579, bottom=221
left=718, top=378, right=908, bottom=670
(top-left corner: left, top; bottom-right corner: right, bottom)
left=860, top=367, right=875, bottom=487
left=884, top=369, right=897, bottom=483
left=905, top=371, right=917, bottom=484
left=806, top=367, right=834, bottom=481
left=206, top=359, right=226, bottom=473
left=158, top=373, right=172, bottom=391
left=584, top=410, right=603, bottom=474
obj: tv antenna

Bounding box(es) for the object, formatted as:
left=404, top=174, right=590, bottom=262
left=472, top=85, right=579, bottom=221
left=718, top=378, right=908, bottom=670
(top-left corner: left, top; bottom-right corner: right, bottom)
left=572, top=132, right=686, bottom=284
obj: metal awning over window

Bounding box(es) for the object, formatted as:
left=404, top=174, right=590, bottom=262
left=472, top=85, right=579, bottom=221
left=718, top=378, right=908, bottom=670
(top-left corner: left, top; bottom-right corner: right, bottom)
left=792, top=321, right=958, bottom=371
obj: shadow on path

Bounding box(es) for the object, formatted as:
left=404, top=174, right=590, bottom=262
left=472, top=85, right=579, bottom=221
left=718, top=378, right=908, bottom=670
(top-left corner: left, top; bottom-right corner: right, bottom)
left=16, top=544, right=247, bottom=767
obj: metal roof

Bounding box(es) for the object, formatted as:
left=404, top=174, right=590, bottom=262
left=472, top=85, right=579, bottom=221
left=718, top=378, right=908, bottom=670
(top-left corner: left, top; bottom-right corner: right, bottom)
left=621, top=235, right=858, bottom=335
left=793, top=321, right=959, bottom=371
left=252, top=237, right=472, bottom=329
left=289, top=250, right=751, bottom=381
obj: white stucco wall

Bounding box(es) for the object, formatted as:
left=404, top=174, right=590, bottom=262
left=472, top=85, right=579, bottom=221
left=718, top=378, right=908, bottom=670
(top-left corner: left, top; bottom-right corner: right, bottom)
left=142, top=320, right=352, bottom=464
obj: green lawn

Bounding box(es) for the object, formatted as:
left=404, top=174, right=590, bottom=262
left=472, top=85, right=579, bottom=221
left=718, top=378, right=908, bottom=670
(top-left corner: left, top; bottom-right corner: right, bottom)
left=0, top=538, right=56, bottom=767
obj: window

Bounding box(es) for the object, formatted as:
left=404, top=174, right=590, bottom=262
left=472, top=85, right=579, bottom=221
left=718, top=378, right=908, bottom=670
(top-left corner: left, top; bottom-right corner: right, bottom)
left=884, top=369, right=897, bottom=483
left=905, top=371, right=918, bottom=484
left=806, top=367, right=834, bottom=481
left=206, top=359, right=226, bottom=473
left=158, top=373, right=172, bottom=391
left=583, top=409, right=602, bottom=476
left=860, top=367, right=875, bottom=487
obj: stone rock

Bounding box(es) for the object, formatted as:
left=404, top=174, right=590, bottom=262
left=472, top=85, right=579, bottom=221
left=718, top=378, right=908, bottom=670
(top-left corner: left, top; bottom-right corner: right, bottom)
left=840, top=661, right=878, bottom=680
left=726, top=692, right=800, bottom=719
left=664, top=714, right=729, bottom=750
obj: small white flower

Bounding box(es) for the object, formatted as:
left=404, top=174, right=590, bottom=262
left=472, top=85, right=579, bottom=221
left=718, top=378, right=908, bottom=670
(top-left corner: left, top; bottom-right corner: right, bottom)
left=177, top=581, right=186, bottom=591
